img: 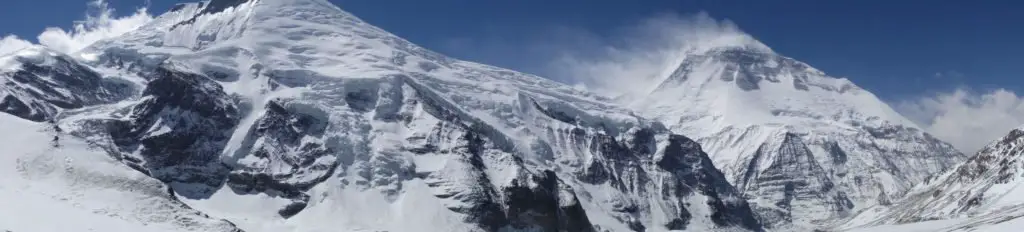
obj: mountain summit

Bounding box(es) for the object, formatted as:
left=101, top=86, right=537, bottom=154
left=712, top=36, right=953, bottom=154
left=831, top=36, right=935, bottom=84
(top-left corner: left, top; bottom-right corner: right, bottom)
left=1, top=0, right=770, bottom=231
left=622, top=39, right=966, bottom=228
left=0, top=0, right=979, bottom=231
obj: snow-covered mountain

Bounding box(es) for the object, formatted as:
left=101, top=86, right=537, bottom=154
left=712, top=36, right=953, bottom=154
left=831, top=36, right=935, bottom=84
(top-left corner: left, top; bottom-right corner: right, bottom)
left=0, top=113, right=242, bottom=232
left=1, top=0, right=987, bottom=231
left=839, top=126, right=1024, bottom=231
left=620, top=38, right=966, bottom=228
left=0, top=46, right=134, bottom=121
left=1, top=0, right=770, bottom=231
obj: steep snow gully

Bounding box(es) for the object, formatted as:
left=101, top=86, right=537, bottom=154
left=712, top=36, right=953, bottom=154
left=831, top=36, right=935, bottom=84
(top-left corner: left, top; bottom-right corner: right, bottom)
left=0, top=0, right=996, bottom=231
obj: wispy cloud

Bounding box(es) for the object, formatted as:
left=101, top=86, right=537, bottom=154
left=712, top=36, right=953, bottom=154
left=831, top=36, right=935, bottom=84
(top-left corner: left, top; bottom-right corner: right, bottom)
left=0, top=35, right=33, bottom=56
left=0, top=0, right=153, bottom=56
left=897, top=88, right=1024, bottom=154
left=439, top=12, right=761, bottom=97
left=7, top=1, right=1019, bottom=158
left=37, top=0, right=153, bottom=54
left=547, top=12, right=766, bottom=96
left=443, top=11, right=1024, bottom=155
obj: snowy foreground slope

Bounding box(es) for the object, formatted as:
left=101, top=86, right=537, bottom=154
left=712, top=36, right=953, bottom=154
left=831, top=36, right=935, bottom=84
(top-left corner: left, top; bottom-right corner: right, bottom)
left=1, top=0, right=770, bottom=231
left=0, top=113, right=241, bottom=232
left=838, top=126, right=1024, bottom=231
left=620, top=36, right=966, bottom=229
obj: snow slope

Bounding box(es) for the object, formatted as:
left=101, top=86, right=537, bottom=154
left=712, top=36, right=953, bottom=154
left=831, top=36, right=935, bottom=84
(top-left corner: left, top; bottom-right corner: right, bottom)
left=0, top=113, right=240, bottom=232
left=1, top=0, right=976, bottom=231
left=839, top=126, right=1024, bottom=231
left=0, top=46, right=134, bottom=121
left=622, top=42, right=965, bottom=229
left=1, top=0, right=770, bottom=231
left=847, top=211, right=1024, bottom=232
left=846, top=215, right=1024, bottom=232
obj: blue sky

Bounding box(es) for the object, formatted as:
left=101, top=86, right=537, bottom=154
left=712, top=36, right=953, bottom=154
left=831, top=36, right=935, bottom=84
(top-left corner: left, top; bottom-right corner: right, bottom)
left=1, top=0, right=1023, bottom=151
left=335, top=0, right=1024, bottom=101
left=1, top=0, right=1020, bottom=99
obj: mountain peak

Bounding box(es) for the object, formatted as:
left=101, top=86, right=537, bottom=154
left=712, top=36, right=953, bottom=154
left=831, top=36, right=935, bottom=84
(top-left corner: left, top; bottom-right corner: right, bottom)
left=82, top=0, right=442, bottom=79
left=687, top=32, right=773, bottom=55
left=631, top=42, right=911, bottom=134
left=623, top=21, right=965, bottom=229
left=26, top=1, right=774, bottom=231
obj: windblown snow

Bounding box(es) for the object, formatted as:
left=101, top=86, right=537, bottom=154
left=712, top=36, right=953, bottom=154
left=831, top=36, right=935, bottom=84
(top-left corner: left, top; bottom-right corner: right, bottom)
left=618, top=26, right=965, bottom=230
left=0, top=0, right=1003, bottom=231
left=6, top=0, right=764, bottom=231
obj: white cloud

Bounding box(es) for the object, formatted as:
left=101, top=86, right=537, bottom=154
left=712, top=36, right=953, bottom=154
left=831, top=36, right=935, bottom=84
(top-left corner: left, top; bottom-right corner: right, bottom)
left=897, top=88, right=1024, bottom=154
left=437, top=12, right=763, bottom=97
left=440, top=11, right=1024, bottom=155
left=0, top=35, right=34, bottom=56
left=545, top=12, right=766, bottom=96
left=36, top=0, right=153, bottom=54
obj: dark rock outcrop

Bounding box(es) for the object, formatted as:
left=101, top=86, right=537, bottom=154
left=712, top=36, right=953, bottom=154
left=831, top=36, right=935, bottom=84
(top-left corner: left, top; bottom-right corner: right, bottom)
left=67, top=66, right=240, bottom=198
left=0, top=49, right=133, bottom=121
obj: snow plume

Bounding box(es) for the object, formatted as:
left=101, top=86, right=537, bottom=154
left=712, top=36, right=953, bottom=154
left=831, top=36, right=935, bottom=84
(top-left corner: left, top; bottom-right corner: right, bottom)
left=36, top=0, right=153, bottom=54
left=547, top=12, right=768, bottom=96
left=897, top=88, right=1024, bottom=154
left=439, top=12, right=765, bottom=97
left=0, top=35, right=33, bottom=56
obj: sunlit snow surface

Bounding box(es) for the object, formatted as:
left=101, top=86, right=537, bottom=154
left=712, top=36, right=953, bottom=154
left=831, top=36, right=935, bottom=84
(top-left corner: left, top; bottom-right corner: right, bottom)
left=847, top=211, right=1024, bottom=232
left=836, top=127, right=1024, bottom=231
left=46, top=0, right=759, bottom=231
left=0, top=0, right=996, bottom=231
left=620, top=26, right=965, bottom=230
left=0, top=114, right=238, bottom=232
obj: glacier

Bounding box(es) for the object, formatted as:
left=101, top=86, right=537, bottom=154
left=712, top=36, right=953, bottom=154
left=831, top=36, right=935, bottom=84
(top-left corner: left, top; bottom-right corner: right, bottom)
left=0, top=0, right=1006, bottom=231
left=2, top=0, right=767, bottom=231
left=618, top=35, right=966, bottom=229
left=0, top=113, right=241, bottom=232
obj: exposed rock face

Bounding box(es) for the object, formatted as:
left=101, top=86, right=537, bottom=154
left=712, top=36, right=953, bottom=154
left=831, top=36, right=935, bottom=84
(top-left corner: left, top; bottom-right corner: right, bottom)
left=570, top=128, right=763, bottom=231
left=0, top=113, right=245, bottom=232
left=0, top=47, right=133, bottom=121
left=0, top=0, right=771, bottom=231
left=736, top=132, right=853, bottom=225
left=841, top=127, right=1024, bottom=230
left=625, top=45, right=966, bottom=229
left=63, top=67, right=240, bottom=198
left=51, top=64, right=767, bottom=231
